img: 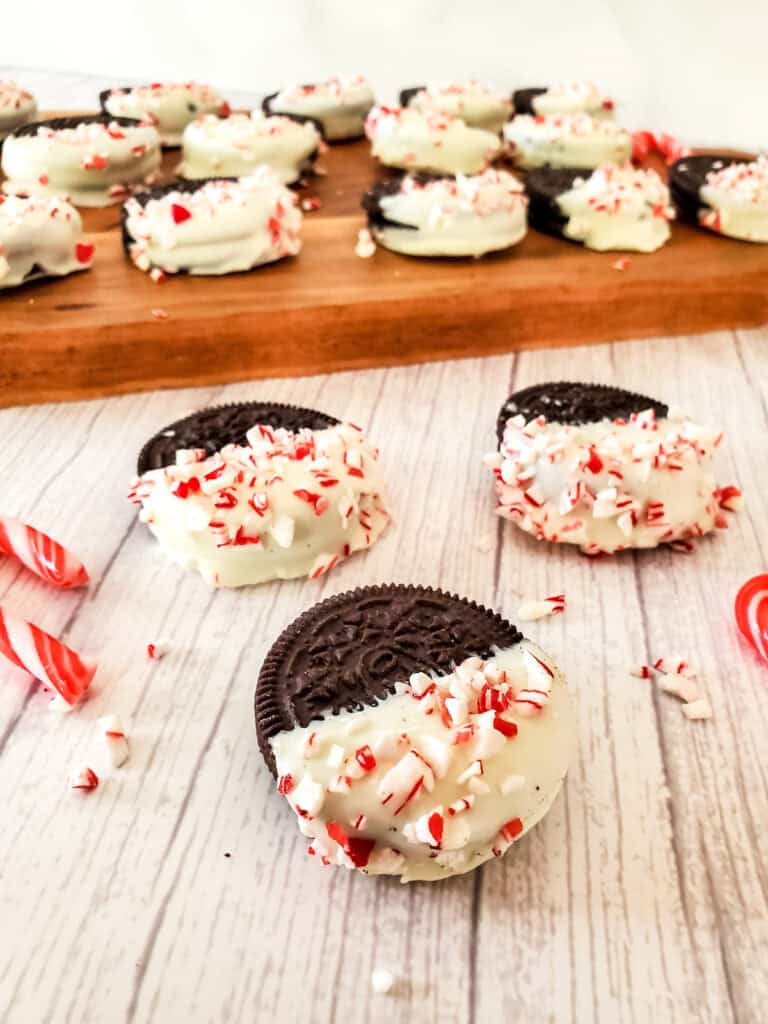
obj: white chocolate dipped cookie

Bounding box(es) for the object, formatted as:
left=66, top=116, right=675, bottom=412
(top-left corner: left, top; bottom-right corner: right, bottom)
left=487, top=382, right=743, bottom=556
left=365, top=105, right=502, bottom=176
left=179, top=111, right=322, bottom=184
left=504, top=113, right=631, bottom=169
left=400, top=82, right=512, bottom=134
left=362, top=169, right=527, bottom=257
left=513, top=82, right=615, bottom=119
left=670, top=154, right=768, bottom=243
left=122, top=169, right=302, bottom=277
left=263, top=75, right=374, bottom=141
left=100, top=82, right=231, bottom=147
left=256, top=585, right=574, bottom=883
left=1, top=115, right=161, bottom=207
left=130, top=402, right=390, bottom=587
left=0, top=193, right=94, bottom=289
left=0, top=81, right=37, bottom=141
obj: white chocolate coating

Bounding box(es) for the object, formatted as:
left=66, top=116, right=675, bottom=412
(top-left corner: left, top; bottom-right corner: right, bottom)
left=0, top=193, right=92, bottom=289
left=531, top=81, right=615, bottom=119
left=0, top=81, right=37, bottom=140
left=270, top=642, right=573, bottom=883
left=504, top=114, right=631, bottom=169
left=698, top=155, right=768, bottom=243
left=487, top=407, right=733, bottom=554
left=267, top=76, right=374, bottom=141
left=365, top=106, right=502, bottom=176
left=405, top=82, right=512, bottom=134
left=1, top=119, right=161, bottom=207
left=123, top=170, right=302, bottom=276
left=102, top=82, right=229, bottom=146
left=556, top=164, right=674, bottom=252
left=371, top=169, right=527, bottom=257
left=179, top=112, right=321, bottom=184
left=129, top=422, right=390, bottom=587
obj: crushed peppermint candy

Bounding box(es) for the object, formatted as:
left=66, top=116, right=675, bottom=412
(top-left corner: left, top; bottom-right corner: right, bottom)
left=681, top=699, right=713, bottom=721
left=98, top=714, right=130, bottom=767
left=147, top=640, right=170, bottom=660
left=517, top=594, right=565, bottom=621
left=355, top=227, right=376, bottom=258
left=70, top=766, right=99, bottom=792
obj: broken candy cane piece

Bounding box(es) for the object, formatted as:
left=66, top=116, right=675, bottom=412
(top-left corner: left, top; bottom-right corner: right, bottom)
left=70, top=766, right=99, bottom=792
left=98, top=714, right=130, bottom=767
left=0, top=606, right=96, bottom=705
left=0, top=516, right=89, bottom=588
left=517, top=594, right=565, bottom=621
left=681, top=698, right=713, bottom=721
left=147, top=639, right=170, bottom=660
left=653, top=656, right=696, bottom=678
left=355, top=227, right=376, bottom=258
left=734, top=573, right=768, bottom=665
left=629, top=664, right=655, bottom=679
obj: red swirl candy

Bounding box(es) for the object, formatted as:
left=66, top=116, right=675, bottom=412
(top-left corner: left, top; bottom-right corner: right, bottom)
left=0, top=606, right=97, bottom=704
left=0, top=516, right=89, bottom=589
left=735, top=574, right=768, bottom=664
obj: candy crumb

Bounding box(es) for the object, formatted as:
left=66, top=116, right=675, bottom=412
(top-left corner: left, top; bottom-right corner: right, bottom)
left=355, top=228, right=376, bottom=258
left=70, top=766, right=99, bottom=792
left=301, top=196, right=321, bottom=212
left=613, top=257, right=631, bottom=271
left=629, top=664, right=654, bottom=679
left=371, top=967, right=395, bottom=994
left=151, top=307, right=169, bottom=319
left=517, top=595, right=565, bottom=621
left=681, top=699, right=713, bottom=721
left=147, top=639, right=170, bottom=660
left=98, top=714, right=130, bottom=768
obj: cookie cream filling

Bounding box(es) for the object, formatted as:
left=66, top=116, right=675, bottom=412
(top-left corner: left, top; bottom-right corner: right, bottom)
left=365, top=105, right=502, bottom=176
left=270, top=642, right=573, bottom=883
left=504, top=114, right=631, bottom=169
left=1, top=119, right=161, bottom=207
left=532, top=81, right=614, bottom=119
left=179, top=112, right=321, bottom=184
left=405, top=82, right=512, bottom=134
left=698, top=155, right=768, bottom=243
left=123, top=170, right=302, bottom=276
left=102, top=82, right=230, bottom=146
left=266, top=76, right=374, bottom=141
left=556, top=164, right=674, bottom=252
left=0, top=81, right=36, bottom=140
left=128, top=422, right=390, bottom=587
left=487, top=407, right=739, bottom=554
left=0, top=193, right=93, bottom=288
left=371, top=169, right=527, bottom=257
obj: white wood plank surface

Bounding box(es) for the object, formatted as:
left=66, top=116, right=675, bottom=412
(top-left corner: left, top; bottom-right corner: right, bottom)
left=1, top=329, right=767, bottom=1024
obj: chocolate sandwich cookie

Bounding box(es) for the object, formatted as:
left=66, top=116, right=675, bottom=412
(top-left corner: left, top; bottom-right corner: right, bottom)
left=512, top=82, right=615, bottom=119
left=179, top=111, right=323, bottom=185
left=0, top=81, right=37, bottom=141
left=130, top=401, right=390, bottom=587
left=100, top=82, right=230, bottom=147
left=122, top=170, right=302, bottom=277
left=670, top=154, right=768, bottom=243
left=0, top=193, right=94, bottom=289
left=525, top=164, right=674, bottom=252
left=399, top=82, right=511, bottom=134
left=1, top=115, right=161, bottom=208
left=263, top=76, right=374, bottom=142
left=488, top=382, right=742, bottom=555
left=361, top=168, right=527, bottom=257
left=256, top=584, right=574, bottom=882
left=504, top=113, right=631, bottom=170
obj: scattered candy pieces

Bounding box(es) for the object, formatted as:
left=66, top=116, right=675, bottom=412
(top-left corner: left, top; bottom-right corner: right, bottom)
left=631, top=130, right=691, bottom=165
left=735, top=573, right=768, bottom=664
left=149, top=268, right=167, bottom=284
left=355, top=227, right=376, bottom=258
left=517, top=595, right=565, bottom=621
left=681, top=699, right=713, bottom=721
left=0, top=515, right=89, bottom=588
left=301, top=196, right=321, bottom=212
left=151, top=308, right=169, bottom=319
left=629, top=664, right=654, bottom=679
left=70, top=766, right=99, bottom=792
left=653, top=655, right=695, bottom=677
left=147, top=640, right=170, bottom=660
left=98, top=714, right=129, bottom=767
left=0, top=606, right=96, bottom=705
left=371, top=968, right=395, bottom=994
left=612, top=257, right=631, bottom=271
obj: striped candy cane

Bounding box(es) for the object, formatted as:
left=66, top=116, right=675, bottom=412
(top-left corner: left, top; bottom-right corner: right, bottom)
left=0, top=516, right=89, bottom=589
left=0, top=606, right=96, bottom=704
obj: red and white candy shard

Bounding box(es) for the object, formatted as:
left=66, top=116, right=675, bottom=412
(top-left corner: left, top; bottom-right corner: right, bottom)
left=129, top=422, right=390, bottom=587
left=365, top=105, right=502, bottom=176
left=124, top=170, right=303, bottom=278
left=0, top=606, right=96, bottom=705
left=487, top=405, right=742, bottom=555
left=98, top=714, right=129, bottom=767
left=0, top=515, right=89, bottom=587
left=0, top=194, right=94, bottom=289
left=69, top=766, right=99, bottom=792
left=269, top=639, right=573, bottom=883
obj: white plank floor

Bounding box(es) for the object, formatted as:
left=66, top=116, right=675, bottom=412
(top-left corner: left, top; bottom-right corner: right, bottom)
left=0, top=329, right=767, bottom=1024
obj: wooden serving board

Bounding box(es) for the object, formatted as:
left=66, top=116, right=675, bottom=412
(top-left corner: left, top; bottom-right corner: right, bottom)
left=1, top=118, right=767, bottom=408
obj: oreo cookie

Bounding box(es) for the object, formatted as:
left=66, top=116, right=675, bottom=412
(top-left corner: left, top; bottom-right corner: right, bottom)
left=512, top=88, right=547, bottom=115
left=496, top=382, right=669, bottom=442
left=360, top=174, right=435, bottom=232
left=137, top=401, right=340, bottom=474
left=255, top=95, right=326, bottom=141
left=523, top=167, right=585, bottom=239
left=399, top=86, right=425, bottom=108
left=255, top=584, right=523, bottom=776
left=119, top=176, right=236, bottom=255
left=669, top=154, right=735, bottom=225
left=9, top=113, right=143, bottom=139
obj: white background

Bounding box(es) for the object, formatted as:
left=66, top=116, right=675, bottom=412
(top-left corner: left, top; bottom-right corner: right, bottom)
left=2, top=0, right=767, bottom=149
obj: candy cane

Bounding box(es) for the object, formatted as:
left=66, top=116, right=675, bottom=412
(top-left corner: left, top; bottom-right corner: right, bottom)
left=0, top=516, right=89, bottom=589
left=0, top=606, right=96, bottom=704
